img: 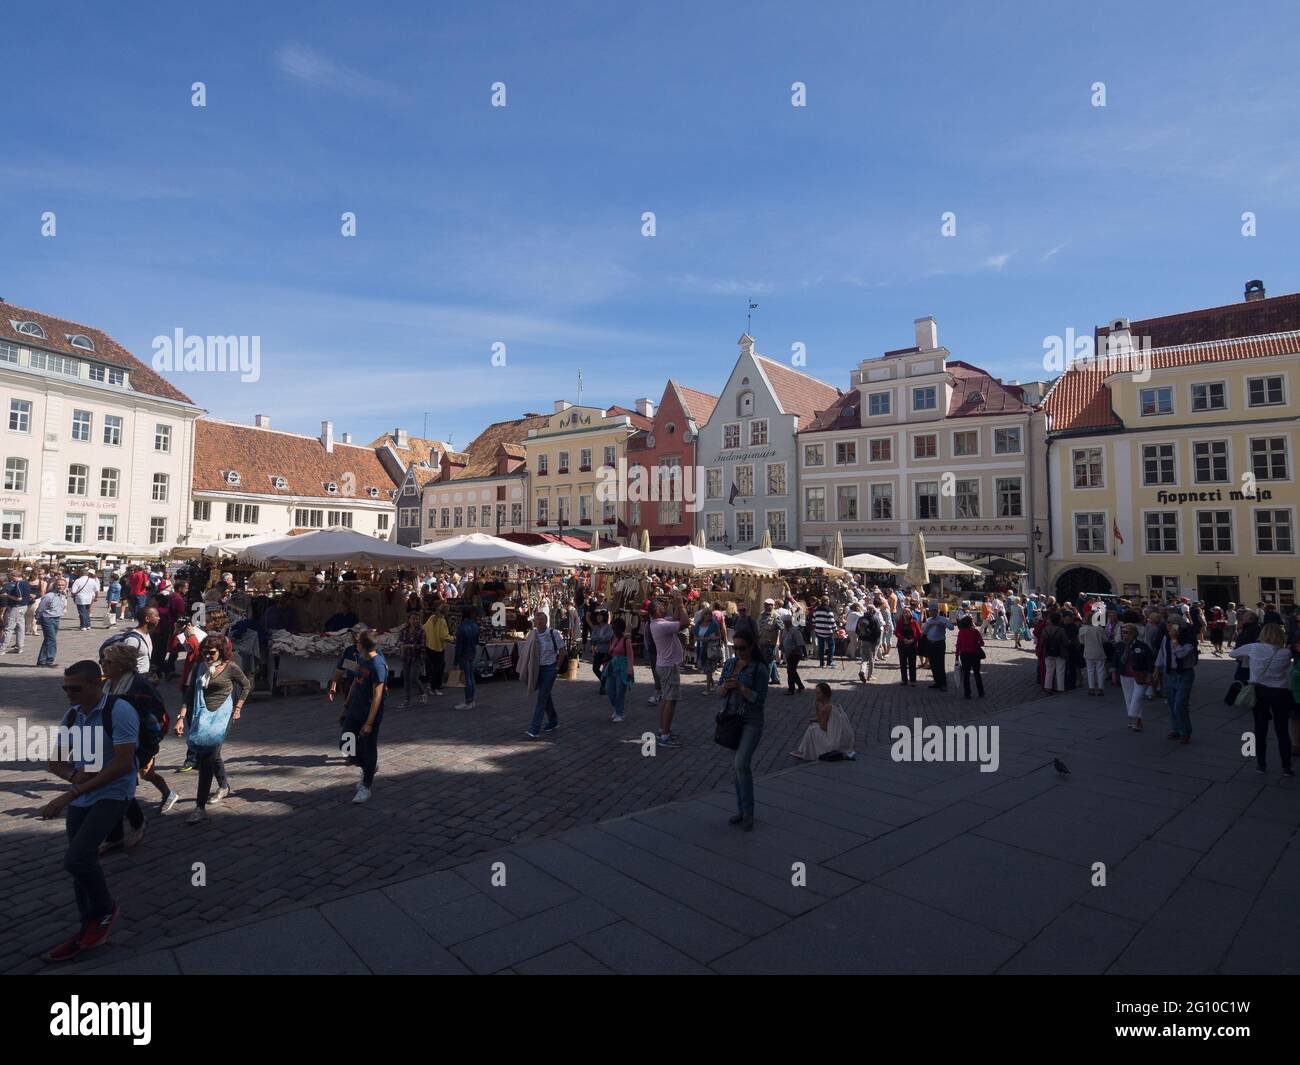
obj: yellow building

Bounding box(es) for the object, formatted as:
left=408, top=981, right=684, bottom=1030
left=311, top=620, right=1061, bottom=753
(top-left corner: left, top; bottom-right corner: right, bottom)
left=525, top=400, right=652, bottom=542
left=1044, top=284, right=1298, bottom=610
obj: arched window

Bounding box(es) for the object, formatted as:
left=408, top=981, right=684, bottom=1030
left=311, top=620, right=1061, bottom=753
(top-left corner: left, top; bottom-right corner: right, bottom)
left=737, top=391, right=754, bottom=417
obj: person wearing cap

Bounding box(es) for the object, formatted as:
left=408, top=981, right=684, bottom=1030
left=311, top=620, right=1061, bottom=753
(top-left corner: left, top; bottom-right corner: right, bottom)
left=69, top=567, right=101, bottom=632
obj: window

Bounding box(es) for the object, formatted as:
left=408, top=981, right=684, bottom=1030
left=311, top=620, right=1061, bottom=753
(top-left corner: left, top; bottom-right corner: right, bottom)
left=1149, top=575, right=1180, bottom=602
left=870, top=483, right=893, bottom=520
left=440, top=508, right=450, bottom=528
left=557, top=496, right=570, bottom=524
left=2, top=510, right=24, bottom=540
left=579, top=448, right=592, bottom=471
left=193, top=501, right=211, bottom=521
left=225, top=503, right=259, bottom=524
left=100, top=468, right=119, bottom=498
left=737, top=391, right=754, bottom=417
left=868, top=438, right=891, bottom=463
left=1144, top=512, right=1178, bottom=553
left=1251, top=437, right=1288, bottom=481
left=1191, top=382, right=1226, bottom=412
left=767, top=510, right=786, bottom=544
left=9, top=399, right=31, bottom=433
left=537, top=454, right=548, bottom=475
left=996, top=477, right=1022, bottom=517
left=327, top=511, right=353, bottom=528
left=295, top=509, right=325, bottom=528
left=512, top=502, right=523, bottom=526
left=557, top=451, right=569, bottom=474
left=3, top=457, right=27, bottom=492
left=835, top=441, right=857, bottom=465
left=453, top=507, right=464, bottom=528
left=69, top=334, right=94, bottom=351
left=103, top=415, right=122, bottom=446
left=1260, top=576, right=1296, bottom=607
left=952, top=430, right=978, bottom=457
left=149, top=517, right=167, bottom=545
left=0, top=341, right=18, bottom=363
left=1255, top=510, right=1294, bottom=553
left=71, top=410, right=92, bottom=442
left=602, top=445, right=616, bottom=469
left=65, top=514, right=85, bottom=544
left=1247, top=376, right=1285, bottom=407
left=1192, top=440, right=1228, bottom=483
left=31, top=350, right=78, bottom=376
left=803, top=443, right=825, bottom=467
left=97, top=515, right=117, bottom=542
left=1074, top=512, right=1106, bottom=553
left=68, top=464, right=89, bottom=496
left=629, top=500, right=640, bottom=525
left=16, top=321, right=46, bottom=339
left=601, top=498, right=615, bottom=524
left=736, top=511, right=755, bottom=542
left=766, top=462, right=786, bottom=496
left=993, top=427, right=1022, bottom=455
left=837, top=485, right=859, bottom=520
left=427, top=509, right=437, bottom=528
left=913, top=386, right=937, bottom=411
left=915, top=481, right=939, bottom=520
left=1072, top=447, right=1104, bottom=489
left=805, top=487, right=826, bottom=522
left=154, top=424, right=172, bottom=452
left=749, top=419, right=768, bottom=446
left=735, top=464, right=754, bottom=496
left=955, top=479, right=979, bottom=518
left=706, top=468, right=723, bottom=499
left=914, top=433, right=937, bottom=459
left=536, top=498, right=549, bottom=524
left=490, top=504, right=500, bottom=529
left=706, top=512, right=725, bottom=541
left=867, top=392, right=891, bottom=416
left=152, top=473, right=169, bottom=502
left=377, top=513, right=390, bottom=532
left=467, top=505, right=477, bottom=527
left=1139, top=386, right=1173, bottom=416
left=1142, top=444, right=1176, bottom=486
left=88, top=364, right=125, bottom=386
left=397, top=508, right=418, bottom=529
left=1196, top=510, right=1233, bottom=553
left=723, top=423, right=741, bottom=449
left=579, top=496, right=593, bottom=524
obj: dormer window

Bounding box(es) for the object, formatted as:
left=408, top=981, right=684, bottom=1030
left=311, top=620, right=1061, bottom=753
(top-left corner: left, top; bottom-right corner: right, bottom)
left=14, top=320, right=45, bottom=339
left=68, top=334, right=95, bottom=352
left=224, top=470, right=242, bottom=486
left=270, top=475, right=288, bottom=490
left=325, top=481, right=339, bottom=495
left=367, top=486, right=380, bottom=498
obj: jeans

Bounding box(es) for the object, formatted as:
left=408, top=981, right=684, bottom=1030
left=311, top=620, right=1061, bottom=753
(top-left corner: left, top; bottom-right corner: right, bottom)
left=529, top=663, right=558, bottom=734
left=733, top=719, right=763, bottom=815
left=959, top=651, right=984, bottom=697
left=1251, top=685, right=1292, bottom=771
left=132, top=593, right=148, bottom=616
left=606, top=667, right=627, bottom=718
left=458, top=657, right=476, bottom=703
left=592, top=651, right=609, bottom=691
left=194, top=746, right=228, bottom=807
left=898, top=645, right=917, bottom=683
left=64, top=799, right=126, bottom=924
left=816, top=635, right=834, bottom=667
left=928, top=644, right=947, bottom=688
left=350, top=719, right=381, bottom=786
left=1164, top=668, right=1195, bottom=736
left=76, top=602, right=91, bottom=628
left=36, top=615, right=59, bottom=665
left=785, top=651, right=804, bottom=692
left=2, top=603, right=27, bottom=652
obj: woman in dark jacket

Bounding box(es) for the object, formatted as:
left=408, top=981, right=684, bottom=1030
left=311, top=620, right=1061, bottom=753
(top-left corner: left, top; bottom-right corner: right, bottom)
left=895, top=612, right=923, bottom=686
left=718, top=632, right=768, bottom=831
left=175, top=635, right=250, bottom=825
left=1063, top=611, right=1082, bottom=691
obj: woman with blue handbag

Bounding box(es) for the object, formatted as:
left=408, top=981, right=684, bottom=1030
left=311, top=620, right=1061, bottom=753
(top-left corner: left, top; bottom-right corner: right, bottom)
left=175, top=636, right=250, bottom=825
left=717, top=633, right=768, bottom=831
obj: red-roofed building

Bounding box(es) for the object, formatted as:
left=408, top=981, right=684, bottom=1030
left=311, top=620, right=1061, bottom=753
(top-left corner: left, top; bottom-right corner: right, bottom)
left=1043, top=282, right=1299, bottom=608
left=797, top=317, right=1048, bottom=588
left=0, top=301, right=204, bottom=551
left=624, top=381, right=720, bottom=547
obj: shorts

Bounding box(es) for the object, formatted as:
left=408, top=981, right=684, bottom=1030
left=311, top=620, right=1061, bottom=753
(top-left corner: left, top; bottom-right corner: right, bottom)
left=654, top=664, right=681, bottom=701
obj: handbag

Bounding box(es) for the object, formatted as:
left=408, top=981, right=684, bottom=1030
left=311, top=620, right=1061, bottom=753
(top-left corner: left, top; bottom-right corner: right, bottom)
left=1223, top=680, right=1244, bottom=707
left=188, top=679, right=233, bottom=750
left=714, top=710, right=743, bottom=749
left=1234, top=682, right=1257, bottom=712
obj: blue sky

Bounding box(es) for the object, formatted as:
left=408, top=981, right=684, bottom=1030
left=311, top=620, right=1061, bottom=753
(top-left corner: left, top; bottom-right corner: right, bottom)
left=4, top=0, right=1298, bottom=447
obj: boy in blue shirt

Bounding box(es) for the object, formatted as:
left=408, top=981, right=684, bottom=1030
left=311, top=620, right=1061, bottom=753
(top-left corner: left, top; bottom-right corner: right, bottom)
left=339, top=631, right=387, bottom=804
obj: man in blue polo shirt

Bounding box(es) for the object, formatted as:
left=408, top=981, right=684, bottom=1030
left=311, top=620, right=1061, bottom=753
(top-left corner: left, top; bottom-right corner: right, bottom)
left=41, top=659, right=140, bottom=963
left=2, top=569, right=34, bottom=653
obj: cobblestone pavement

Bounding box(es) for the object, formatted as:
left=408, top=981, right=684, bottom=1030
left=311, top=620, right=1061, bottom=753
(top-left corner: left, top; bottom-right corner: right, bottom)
left=0, top=618, right=1043, bottom=972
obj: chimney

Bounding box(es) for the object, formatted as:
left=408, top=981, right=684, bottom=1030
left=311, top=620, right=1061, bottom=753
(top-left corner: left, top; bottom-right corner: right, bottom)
left=914, top=316, right=938, bottom=351
left=321, top=420, right=334, bottom=453
left=341, top=432, right=352, bottom=445
left=394, top=427, right=409, bottom=449
left=1103, top=317, right=1133, bottom=357
left=254, top=414, right=270, bottom=429
left=635, top=397, right=655, bottom=419
left=554, top=400, right=572, bottom=413
left=1245, top=279, right=1266, bottom=302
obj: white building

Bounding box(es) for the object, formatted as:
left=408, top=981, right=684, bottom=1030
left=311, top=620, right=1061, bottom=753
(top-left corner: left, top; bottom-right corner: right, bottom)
left=187, top=417, right=399, bottom=544
left=1, top=302, right=203, bottom=551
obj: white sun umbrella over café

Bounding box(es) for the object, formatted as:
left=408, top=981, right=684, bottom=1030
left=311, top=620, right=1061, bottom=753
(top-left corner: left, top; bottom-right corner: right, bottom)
left=921, top=555, right=983, bottom=576
left=414, top=532, right=572, bottom=569
left=202, top=530, right=303, bottom=561
left=529, top=541, right=591, bottom=567
left=730, top=547, right=848, bottom=576
left=584, top=545, right=648, bottom=567
left=621, top=543, right=768, bottom=574
left=238, top=527, right=433, bottom=568
left=842, top=552, right=905, bottom=573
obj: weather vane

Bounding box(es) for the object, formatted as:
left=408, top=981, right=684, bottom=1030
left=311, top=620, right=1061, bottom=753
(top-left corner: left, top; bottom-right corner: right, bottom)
left=747, top=298, right=759, bottom=334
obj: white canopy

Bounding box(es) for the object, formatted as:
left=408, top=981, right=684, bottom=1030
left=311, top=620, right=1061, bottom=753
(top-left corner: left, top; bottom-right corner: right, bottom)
left=914, top=554, right=983, bottom=576
left=529, top=541, right=592, bottom=566
left=201, top=531, right=297, bottom=560
left=619, top=544, right=768, bottom=574
left=842, top=551, right=906, bottom=572
left=730, top=547, right=849, bottom=575
left=584, top=545, right=649, bottom=567
left=239, top=527, right=432, bottom=567
left=414, top=533, right=571, bottom=568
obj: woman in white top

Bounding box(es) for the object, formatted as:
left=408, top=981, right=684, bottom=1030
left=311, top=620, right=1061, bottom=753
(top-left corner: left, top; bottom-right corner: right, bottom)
left=1078, top=620, right=1110, bottom=695
left=1229, top=623, right=1295, bottom=777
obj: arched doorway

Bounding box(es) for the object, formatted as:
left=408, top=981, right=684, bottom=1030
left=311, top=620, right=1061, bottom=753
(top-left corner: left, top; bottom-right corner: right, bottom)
left=1054, top=566, right=1112, bottom=603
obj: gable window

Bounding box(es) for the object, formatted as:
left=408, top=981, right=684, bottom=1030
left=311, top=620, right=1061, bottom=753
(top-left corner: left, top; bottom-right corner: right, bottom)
left=1139, top=386, right=1173, bottom=416
left=867, top=391, right=891, bottom=417
left=1191, top=382, right=1226, bottom=412
left=749, top=419, right=768, bottom=446
left=1247, top=376, right=1285, bottom=407
left=737, top=391, right=754, bottom=417
left=723, top=423, right=741, bottom=449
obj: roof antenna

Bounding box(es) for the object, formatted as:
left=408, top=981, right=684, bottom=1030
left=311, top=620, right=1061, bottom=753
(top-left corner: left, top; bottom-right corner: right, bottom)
left=577, top=368, right=583, bottom=407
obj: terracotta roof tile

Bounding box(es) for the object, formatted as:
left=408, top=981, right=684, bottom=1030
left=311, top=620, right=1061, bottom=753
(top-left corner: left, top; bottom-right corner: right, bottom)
left=440, top=413, right=550, bottom=481
left=0, top=301, right=195, bottom=404
left=195, top=420, right=400, bottom=499
left=366, top=433, right=451, bottom=484
left=1098, top=291, right=1300, bottom=349
left=945, top=360, right=1033, bottom=417
left=673, top=382, right=719, bottom=425
left=753, top=356, right=842, bottom=429
left=604, top=405, right=654, bottom=432
left=1044, top=332, right=1300, bottom=433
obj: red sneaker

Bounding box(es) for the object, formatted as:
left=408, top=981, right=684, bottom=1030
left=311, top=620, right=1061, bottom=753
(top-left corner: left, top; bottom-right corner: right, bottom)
left=43, top=931, right=85, bottom=963
left=78, top=903, right=120, bottom=951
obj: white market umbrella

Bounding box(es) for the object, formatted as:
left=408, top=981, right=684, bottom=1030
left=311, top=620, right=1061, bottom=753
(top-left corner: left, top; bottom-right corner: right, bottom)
left=530, top=541, right=592, bottom=566
left=760, top=527, right=773, bottom=549
left=830, top=530, right=845, bottom=569
left=585, top=545, right=648, bottom=567
left=201, top=530, right=296, bottom=560
left=919, top=554, right=983, bottom=576
left=731, top=547, right=848, bottom=575
left=639, top=528, right=651, bottom=553
left=623, top=544, right=768, bottom=574
left=693, top=529, right=707, bottom=548
left=842, top=552, right=906, bottom=572
left=415, top=532, right=571, bottom=568
left=903, top=531, right=930, bottom=587
left=240, top=527, right=432, bottom=567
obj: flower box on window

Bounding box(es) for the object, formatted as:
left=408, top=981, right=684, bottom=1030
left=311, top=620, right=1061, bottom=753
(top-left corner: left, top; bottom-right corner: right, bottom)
left=579, top=465, right=591, bottom=472
left=579, top=518, right=593, bottom=526
left=557, top=467, right=569, bottom=475
left=536, top=470, right=548, bottom=476
left=535, top=519, right=547, bottom=527
left=602, top=516, right=615, bottom=524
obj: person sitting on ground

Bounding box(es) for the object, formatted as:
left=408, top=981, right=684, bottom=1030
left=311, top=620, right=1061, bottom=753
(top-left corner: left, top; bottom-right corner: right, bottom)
left=792, top=682, right=856, bottom=761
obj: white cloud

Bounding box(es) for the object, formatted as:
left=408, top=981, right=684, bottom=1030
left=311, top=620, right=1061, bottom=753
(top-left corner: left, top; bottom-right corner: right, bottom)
left=983, top=253, right=1012, bottom=271
left=673, top=275, right=776, bottom=296
left=1041, top=243, right=1068, bottom=262
left=275, top=44, right=401, bottom=102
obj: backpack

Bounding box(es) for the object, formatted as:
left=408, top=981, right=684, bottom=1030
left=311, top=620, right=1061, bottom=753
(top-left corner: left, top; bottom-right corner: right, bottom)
left=61, top=690, right=165, bottom=771
left=1046, top=626, right=1068, bottom=657
left=100, top=629, right=148, bottom=661
left=857, top=615, right=881, bottom=642
left=1126, top=639, right=1154, bottom=678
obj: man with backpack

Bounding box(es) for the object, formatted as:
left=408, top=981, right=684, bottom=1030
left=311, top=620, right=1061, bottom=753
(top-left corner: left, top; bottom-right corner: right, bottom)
left=40, top=660, right=142, bottom=962
left=856, top=605, right=883, bottom=682
left=1041, top=611, right=1069, bottom=692
left=100, top=607, right=157, bottom=676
